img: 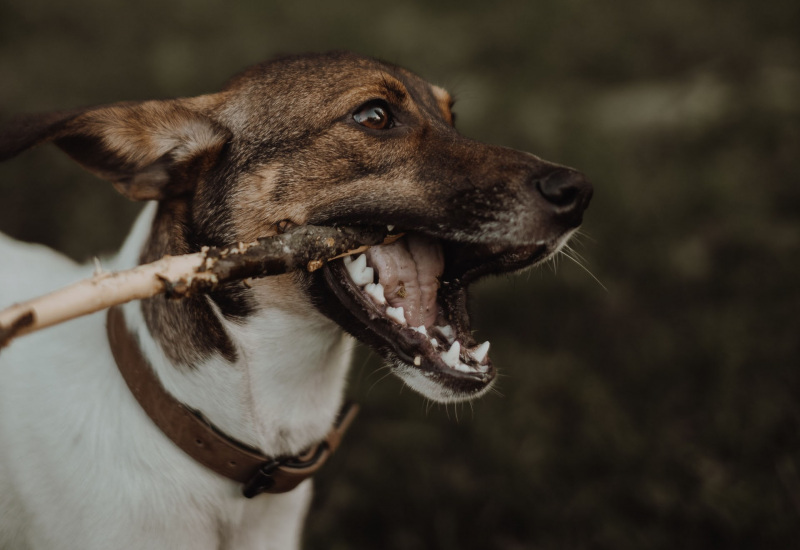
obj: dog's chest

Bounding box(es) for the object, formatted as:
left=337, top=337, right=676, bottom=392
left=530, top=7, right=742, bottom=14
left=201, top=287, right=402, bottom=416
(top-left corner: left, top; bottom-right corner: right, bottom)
left=0, top=211, right=354, bottom=548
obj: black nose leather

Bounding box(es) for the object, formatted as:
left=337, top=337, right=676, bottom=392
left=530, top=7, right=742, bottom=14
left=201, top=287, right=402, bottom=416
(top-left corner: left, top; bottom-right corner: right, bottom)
left=535, top=168, right=593, bottom=212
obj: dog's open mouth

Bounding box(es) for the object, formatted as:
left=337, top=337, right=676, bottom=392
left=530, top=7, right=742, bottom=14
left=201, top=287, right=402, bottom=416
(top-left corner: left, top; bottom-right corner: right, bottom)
left=318, top=230, right=552, bottom=402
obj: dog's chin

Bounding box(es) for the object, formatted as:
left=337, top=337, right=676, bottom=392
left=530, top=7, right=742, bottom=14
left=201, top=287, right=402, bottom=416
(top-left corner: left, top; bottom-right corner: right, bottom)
left=308, top=228, right=571, bottom=404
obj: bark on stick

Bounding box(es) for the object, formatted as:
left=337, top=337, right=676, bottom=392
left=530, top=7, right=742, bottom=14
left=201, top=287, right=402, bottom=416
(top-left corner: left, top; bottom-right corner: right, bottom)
left=0, top=225, right=389, bottom=349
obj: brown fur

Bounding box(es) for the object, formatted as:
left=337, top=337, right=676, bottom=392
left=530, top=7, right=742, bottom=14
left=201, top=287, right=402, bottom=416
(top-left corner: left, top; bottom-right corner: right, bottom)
left=431, top=85, right=456, bottom=126
left=0, top=51, right=592, bottom=370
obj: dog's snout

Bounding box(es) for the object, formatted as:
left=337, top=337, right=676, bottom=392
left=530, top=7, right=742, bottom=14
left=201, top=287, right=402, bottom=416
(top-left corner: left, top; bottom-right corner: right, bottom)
left=533, top=168, right=593, bottom=217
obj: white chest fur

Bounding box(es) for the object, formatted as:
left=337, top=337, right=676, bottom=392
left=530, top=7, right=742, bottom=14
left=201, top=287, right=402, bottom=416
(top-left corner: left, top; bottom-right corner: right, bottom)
left=0, top=203, right=353, bottom=549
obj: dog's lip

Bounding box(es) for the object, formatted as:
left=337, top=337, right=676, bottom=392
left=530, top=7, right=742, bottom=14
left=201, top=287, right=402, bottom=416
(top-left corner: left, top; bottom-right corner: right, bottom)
left=443, top=241, right=553, bottom=284
left=321, top=252, right=495, bottom=386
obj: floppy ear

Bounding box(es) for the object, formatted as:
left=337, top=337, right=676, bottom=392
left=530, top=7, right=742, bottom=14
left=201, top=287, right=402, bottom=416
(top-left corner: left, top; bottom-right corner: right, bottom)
left=0, top=98, right=231, bottom=200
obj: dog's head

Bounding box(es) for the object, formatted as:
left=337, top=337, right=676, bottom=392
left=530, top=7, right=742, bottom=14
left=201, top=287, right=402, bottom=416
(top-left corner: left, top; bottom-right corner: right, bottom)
left=0, top=52, right=591, bottom=403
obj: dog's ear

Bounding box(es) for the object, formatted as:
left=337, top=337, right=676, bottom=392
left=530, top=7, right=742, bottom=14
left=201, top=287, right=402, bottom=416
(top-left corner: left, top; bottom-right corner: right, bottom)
left=0, top=98, right=230, bottom=200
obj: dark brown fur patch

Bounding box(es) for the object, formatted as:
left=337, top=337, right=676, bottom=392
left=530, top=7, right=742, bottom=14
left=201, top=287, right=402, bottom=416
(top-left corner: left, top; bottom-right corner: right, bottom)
left=139, top=201, right=241, bottom=367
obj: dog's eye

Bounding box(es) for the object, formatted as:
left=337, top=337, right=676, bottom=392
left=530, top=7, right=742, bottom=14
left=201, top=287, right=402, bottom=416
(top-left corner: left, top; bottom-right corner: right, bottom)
left=353, top=101, right=393, bottom=130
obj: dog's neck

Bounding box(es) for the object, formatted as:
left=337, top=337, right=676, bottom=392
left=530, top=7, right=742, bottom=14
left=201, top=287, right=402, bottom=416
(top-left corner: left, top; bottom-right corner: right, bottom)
left=115, top=203, right=354, bottom=456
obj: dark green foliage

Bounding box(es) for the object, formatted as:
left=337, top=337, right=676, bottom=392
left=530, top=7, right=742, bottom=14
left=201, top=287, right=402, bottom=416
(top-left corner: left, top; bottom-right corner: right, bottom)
left=1, top=0, right=798, bottom=547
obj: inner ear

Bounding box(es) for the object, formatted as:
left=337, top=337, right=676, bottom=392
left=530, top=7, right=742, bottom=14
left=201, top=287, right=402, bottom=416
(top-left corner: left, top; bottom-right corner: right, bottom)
left=112, top=153, right=180, bottom=201
left=58, top=101, right=232, bottom=201
left=0, top=98, right=231, bottom=202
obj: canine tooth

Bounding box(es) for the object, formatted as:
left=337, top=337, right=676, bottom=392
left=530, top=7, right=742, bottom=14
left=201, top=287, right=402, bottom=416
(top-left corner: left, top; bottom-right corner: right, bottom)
left=387, top=225, right=395, bottom=231
left=471, top=341, right=490, bottom=363
left=412, top=325, right=427, bottom=335
left=365, top=283, right=386, bottom=305
left=346, top=254, right=374, bottom=286
left=430, top=338, right=438, bottom=348
left=440, top=340, right=460, bottom=368
left=386, top=306, right=407, bottom=325
left=362, top=267, right=375, bottom=286
left=350, top=266, right=374, bottom=287
left=437, top=325, right=455, bottom=343
left=413, top=355, right=421, bottom=366
left=453, top=361, right=473, bottom=373
left=344, top=254, right=360, bottom=278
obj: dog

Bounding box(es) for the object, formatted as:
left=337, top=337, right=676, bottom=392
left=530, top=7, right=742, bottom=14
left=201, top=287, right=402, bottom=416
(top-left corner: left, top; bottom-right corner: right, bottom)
left=0, top=52, right=592, bottom=549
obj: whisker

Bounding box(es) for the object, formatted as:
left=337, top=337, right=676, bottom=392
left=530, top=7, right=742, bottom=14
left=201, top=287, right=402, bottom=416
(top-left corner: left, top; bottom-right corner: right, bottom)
left=568, top=232, right=584, bottom=245
left=561, top=249, right=608, bottom=292
left=549, top=252, right=559, bottom=274
left=364, top=361, right=389, bottom=382
left=366, top=368, right=394, bottom=396
left=572, top=228, right=597, bottom=244
left=563, top=243, right=590, bottom=264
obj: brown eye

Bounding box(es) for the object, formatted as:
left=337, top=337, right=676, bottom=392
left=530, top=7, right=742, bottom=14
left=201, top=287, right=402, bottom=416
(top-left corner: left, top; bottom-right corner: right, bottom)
left=353, top=101, right=393, bottom=130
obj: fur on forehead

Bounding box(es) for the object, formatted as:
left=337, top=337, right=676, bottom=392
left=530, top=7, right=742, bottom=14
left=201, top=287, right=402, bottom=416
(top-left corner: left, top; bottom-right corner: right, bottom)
left=215, top=52, right=451, bottom=135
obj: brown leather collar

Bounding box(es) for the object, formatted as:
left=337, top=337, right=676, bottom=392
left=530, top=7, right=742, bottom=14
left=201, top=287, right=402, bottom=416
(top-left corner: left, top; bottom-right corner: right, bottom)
left=106, top=305, right=358, bottom=498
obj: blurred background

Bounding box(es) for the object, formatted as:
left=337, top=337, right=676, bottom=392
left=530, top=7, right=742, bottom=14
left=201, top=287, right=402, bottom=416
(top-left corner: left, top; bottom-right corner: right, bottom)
left=1, top=0, right=798, bottom=548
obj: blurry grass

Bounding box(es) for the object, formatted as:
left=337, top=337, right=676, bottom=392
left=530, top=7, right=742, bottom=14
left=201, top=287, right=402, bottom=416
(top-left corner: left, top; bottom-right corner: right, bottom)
left=1, top=0, right=798, bottom=548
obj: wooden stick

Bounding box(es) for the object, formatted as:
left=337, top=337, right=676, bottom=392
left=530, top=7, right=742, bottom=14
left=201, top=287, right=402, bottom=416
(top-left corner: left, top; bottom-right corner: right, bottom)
left=0, top=225, right=390, bottom=349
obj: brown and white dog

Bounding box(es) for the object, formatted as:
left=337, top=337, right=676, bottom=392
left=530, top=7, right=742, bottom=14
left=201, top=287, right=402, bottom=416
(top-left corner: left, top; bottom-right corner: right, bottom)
left=0, top=52, right=591, bottom=549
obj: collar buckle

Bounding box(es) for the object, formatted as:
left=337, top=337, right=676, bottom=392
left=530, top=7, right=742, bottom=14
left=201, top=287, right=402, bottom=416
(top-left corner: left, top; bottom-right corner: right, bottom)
left=242, top=459, right=281, bottom=498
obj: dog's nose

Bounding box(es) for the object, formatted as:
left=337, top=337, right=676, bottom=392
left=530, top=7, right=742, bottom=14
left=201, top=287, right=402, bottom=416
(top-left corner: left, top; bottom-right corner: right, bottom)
left=534, top=167, right=593, bottom=218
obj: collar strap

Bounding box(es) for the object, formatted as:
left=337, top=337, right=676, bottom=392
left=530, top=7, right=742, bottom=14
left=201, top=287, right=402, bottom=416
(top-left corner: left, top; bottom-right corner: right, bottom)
left=106, top=306, right=358, bottom=498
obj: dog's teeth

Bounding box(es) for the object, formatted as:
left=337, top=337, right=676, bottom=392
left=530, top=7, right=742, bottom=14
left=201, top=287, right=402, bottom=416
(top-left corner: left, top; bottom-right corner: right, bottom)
left=344, top=254, right=359, bottom=277
left=353, top=254, right=367, bottom=270
left=346, top=254, right=374, bottom=286
left=437, top=325, right=455, bottom=343
left=412, top=325, right=427, bottom=335
left=350, top=266, right=373, bottom=287
left=365, top=283, right=386, bottom=305
left=387, top=224, right=395, bottom=231
left=386, top=306, right=407, bottom=325
left=453, top=361, right=474, bottom=373
left=430, top=338, right=438, bottom=348
left=413, top=355, right=421, bottom=366
left=440, top=340, right=460, bottom=368
left=470, top=341, right=490, bottom=363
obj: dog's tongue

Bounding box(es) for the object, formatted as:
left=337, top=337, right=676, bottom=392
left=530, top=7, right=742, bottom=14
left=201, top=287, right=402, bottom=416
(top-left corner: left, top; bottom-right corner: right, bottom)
left=366, top=235, right=444, bottom=328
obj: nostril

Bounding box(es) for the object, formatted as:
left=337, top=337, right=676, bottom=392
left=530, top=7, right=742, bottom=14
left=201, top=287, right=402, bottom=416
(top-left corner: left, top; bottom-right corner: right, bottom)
left=535, top=168, right=591, bottom=209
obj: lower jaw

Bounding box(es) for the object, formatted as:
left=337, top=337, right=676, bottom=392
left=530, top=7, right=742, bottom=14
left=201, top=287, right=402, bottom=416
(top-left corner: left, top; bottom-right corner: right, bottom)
left=315, top=261, right=496, bottom=402
left=391, top=359, right=496, bottom=403
left=308, top=230, right=573, bottom=403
